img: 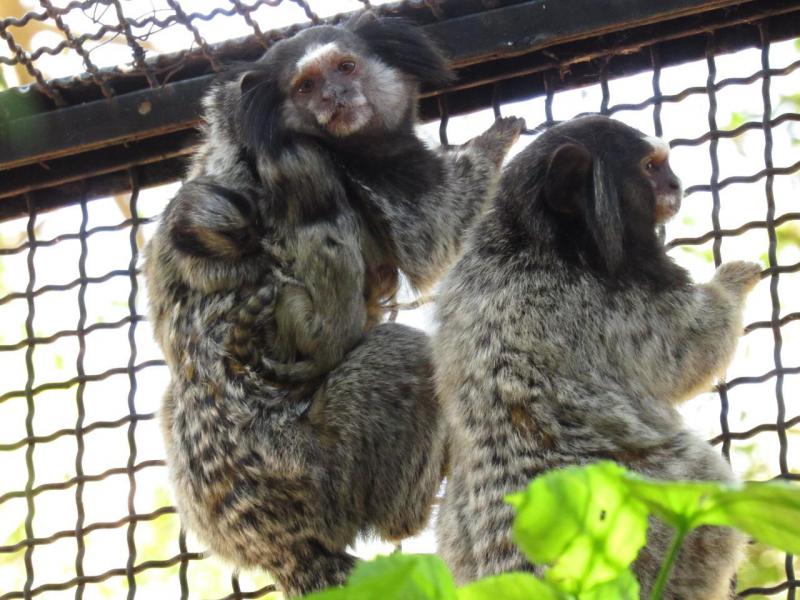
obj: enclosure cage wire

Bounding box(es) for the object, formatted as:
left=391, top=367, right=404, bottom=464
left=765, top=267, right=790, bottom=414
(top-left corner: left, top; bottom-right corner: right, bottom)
left=0, top=1, right=799, bottom=599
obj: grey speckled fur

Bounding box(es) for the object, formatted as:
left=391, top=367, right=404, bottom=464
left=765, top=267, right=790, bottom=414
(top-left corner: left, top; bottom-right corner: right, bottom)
left=434, top=116, right=758, bottom=599
left=144, top=16, right=523, bottom=598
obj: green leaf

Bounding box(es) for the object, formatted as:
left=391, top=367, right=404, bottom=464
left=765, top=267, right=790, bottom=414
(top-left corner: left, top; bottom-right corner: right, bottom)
left=779, top=92, right=800, bottom=111
left=622, top=473, right=800, bottom=555
left=302, top=587, right=349, bottom=600
left=506, top=462, right=649, bottom=594
left=701, top=481, right=800, bottom=555
left=577, top=570, right=640, bottom=600
left=621, top=475, right=721, bottom=530
left=724, top=111, right=748, bottom=131
left=457, top=572, right=565, bottom=600
left=304, top=554, right=457, bottom=600
left=736, top=542, right=788, bottom=592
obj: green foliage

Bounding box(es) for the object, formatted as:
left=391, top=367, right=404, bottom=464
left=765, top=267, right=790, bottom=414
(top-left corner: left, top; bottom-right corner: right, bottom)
left=458, top=573, right=563, bottom=600
left=722, top=110, right=759, bottom=154
left=703, top=481, right=800, bottom=554
left=576, top=571, right=639, bottom=600
left=0, top=86, right=48, bottom=127
left=304, top=554, right=457, bottom=600
left=303, top=462, right=800, bottom=600
left=621, top=472, right=800, bottom=554
left=620, top=475, right=720, bottom=530
left=680, top=244, right=714, bottom=265
left=737, top=543, right=796, bottom=592
left=1, top=521, right=26, bottom=560
left=506, top=462, right=646, bottom=595
left=775, top=222, right=800, bottom=257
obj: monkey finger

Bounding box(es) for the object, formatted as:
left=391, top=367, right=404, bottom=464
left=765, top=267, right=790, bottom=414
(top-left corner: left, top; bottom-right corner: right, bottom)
left=713, top=261, right=763, bottom=294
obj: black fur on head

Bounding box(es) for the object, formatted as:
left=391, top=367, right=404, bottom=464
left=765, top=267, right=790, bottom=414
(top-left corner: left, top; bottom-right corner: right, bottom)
left=221, top=28, right=339, bottom=159
left=236, top=67, right=285, bottom=158
left=222, top=14, right=454, bottom=159
left=346, top=12, right=456, bottom=88
left=499, top=115, right=689, bottom=289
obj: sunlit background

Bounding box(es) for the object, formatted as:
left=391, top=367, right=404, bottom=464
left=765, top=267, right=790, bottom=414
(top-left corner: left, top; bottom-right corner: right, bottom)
left=0, top=0, right=798, bottom=598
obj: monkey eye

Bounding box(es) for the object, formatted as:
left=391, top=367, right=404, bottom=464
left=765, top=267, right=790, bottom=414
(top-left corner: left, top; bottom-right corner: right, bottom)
left=297, top=79, right=315, bottom=94
left=643, top=157, right=662, bottom=172
left=338, top=60, right=356, bottom=74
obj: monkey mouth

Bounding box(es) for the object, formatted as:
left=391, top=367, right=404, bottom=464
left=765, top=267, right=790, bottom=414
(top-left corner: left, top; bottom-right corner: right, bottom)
left=655, top=194, right=681, bottom=223
left=322, top=102, right=371, bottom=136
left=330, top=106, right=353, bottom=124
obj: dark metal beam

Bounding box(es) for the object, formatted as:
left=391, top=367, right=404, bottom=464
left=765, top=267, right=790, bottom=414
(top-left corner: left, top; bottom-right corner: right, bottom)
left=0, top=0, right=762, bottom=173
left=0, top=78, right=206, bottom=172
left=427, top=0, right=761, bottom=66
left=0, top=129, right=196, bottom=201
left=0, top=159, right=187, bottom=222
left=423, top=0, right=800, bottom=120
left=1, top=0, right=799, bottom=221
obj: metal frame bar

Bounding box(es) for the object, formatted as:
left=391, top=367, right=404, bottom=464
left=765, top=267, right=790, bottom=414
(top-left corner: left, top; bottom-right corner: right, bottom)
left=4, top=0, right=800, bottom=220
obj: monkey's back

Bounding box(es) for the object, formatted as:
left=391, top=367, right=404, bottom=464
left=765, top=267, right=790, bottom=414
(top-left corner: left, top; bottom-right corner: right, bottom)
left=150, top=275, right=323, bottom=563
left=436, top=213, right=726, bottom=462
left=434, top=212, right=740, bottom=596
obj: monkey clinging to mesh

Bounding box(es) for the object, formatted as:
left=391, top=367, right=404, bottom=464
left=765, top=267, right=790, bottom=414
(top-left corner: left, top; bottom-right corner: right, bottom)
left=435, top=115, right=757, bottom=599
left=144, top=12, right=524, bottom=597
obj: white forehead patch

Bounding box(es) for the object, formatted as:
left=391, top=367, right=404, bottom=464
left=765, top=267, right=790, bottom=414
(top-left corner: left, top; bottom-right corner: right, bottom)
left=296, top=42, right=340, bottom=72
left=644, top=135, right=670, bottom=160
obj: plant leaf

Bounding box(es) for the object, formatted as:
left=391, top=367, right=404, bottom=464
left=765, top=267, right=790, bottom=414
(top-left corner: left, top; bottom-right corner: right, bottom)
left=457, top=572, right=565, bottom=600
left=621, top=475, right=721, bottom=530
left=577, top=570, right=640, bottom=600
left=303, top=554, right=457, bottom=600
left=302, top=588, right=349, bottom=600
left=506, top=462, right=649, bottom=594
left=700, top=481, right=800, bottom=555
left=622, top=473, right=800, bottom=555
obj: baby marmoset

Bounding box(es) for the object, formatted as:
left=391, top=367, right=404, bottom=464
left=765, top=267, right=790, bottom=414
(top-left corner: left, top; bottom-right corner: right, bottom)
left=434, top=115, right=758, bottom=599
left=144, top=12, right=523, bottom=598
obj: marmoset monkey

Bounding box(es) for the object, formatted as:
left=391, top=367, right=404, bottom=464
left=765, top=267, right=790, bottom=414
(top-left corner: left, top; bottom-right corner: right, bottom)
left=434, top=115, right=756, bottom=599
left=144, top=13, right=523, bottom=597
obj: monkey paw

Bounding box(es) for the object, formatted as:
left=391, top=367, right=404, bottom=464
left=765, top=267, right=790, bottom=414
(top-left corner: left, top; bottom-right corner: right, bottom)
left=487, top=116, right=526, bottom=142
left=471, top=116, right=526, bottom=167
left=714, top=261, right=763, bottom=294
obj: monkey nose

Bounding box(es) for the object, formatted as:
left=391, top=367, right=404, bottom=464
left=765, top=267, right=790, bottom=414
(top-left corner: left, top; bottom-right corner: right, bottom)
left=322, top=86, right=346, bottom=103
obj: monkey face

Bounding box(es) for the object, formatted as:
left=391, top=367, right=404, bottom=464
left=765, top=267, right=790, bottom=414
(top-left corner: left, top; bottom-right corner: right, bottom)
left=285, top=40, right=408, bottom=138
left=233, top=17, right=454, bottom=157
left=639, top=136, right=682, bottom=224
left=292, top=43, right=371, bottom=136
left=503, top=115, right=686, bottom=275
left=541, top=116, right=682, bottom=226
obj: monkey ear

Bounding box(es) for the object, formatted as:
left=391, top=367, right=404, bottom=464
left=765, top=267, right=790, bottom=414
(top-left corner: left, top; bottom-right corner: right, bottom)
left=544, top=143, right=624, bottom=273
left=588, top=158, right=625, bottom=273
left=345, top=9, right=377, bottom=31
left=543, top=143, right=592, bottom=216
left=350, top=16, right=456, bottom=87
left=239, top=70, right=284, bottom=157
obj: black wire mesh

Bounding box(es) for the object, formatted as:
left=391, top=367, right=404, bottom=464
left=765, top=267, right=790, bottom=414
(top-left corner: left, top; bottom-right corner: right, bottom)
left=0, top=0, right=446, bottom=108
left=0, top=1, right=799, bottom=598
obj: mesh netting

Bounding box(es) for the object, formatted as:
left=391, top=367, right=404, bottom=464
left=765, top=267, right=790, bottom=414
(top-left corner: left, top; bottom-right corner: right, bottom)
left=0, top=1, right=798, bottom=598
